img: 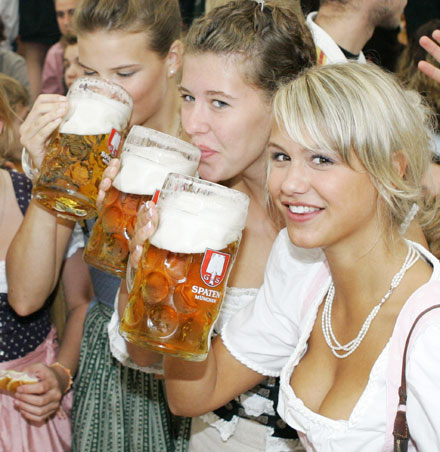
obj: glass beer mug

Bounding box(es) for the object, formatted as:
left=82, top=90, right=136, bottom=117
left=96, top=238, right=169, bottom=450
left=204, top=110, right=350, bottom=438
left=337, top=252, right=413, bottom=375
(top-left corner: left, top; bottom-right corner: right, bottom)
left=120, top=173, right=250, bottom=361
left=33, top=77, right=133, bottom=219
left=83, top=126, right=201, bottom=277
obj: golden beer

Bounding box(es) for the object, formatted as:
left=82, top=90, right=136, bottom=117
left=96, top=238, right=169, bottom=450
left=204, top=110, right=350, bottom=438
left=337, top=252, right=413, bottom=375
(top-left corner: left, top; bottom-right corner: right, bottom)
left=83, top=126, right=201, bottom=276
left=33, top=131, right=122, bottom=219
left=83, top=187, right=152, bottom=277
left=33, top=77, right=133, bottom=219
left=120, top=173, right=249, bottom=361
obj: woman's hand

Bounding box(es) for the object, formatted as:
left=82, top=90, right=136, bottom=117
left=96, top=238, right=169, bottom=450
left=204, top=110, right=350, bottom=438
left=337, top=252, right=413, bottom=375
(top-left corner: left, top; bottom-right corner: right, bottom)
left=96, top=158, right=120, bottom=210
left=128, top=201, right=159, bottom=271
left=20, top=94, right=69, bottom=169
left=419, top=30, right=440, bottom=83
left=13, top=363, right=67, bottom=423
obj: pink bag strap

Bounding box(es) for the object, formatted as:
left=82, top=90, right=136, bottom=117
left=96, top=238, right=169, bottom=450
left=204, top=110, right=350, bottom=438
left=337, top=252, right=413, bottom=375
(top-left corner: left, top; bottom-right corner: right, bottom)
left=383, top=281, right=440, bottom=451
left=392, top=304, right=440, bottom=452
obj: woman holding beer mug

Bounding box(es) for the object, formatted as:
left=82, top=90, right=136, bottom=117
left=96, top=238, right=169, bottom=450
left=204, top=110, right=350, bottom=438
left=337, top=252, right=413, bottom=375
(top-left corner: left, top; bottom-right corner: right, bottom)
left=7, top=0, right=189, bottom=451
left=158, top=63, right=440, bottom=450
left=0, top=82, right=78, bottom=451
left=115, top=1, right=316, bottom=450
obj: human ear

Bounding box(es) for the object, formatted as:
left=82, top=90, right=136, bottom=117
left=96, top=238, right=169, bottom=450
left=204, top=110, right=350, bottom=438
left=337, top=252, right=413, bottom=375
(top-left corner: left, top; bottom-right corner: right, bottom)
left=393, top=152, right=408, bottom=178
left=166, top=40, right=183, bottom=78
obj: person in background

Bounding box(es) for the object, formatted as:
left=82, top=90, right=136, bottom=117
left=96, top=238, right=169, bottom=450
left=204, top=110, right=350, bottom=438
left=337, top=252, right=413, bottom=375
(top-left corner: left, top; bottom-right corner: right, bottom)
left=397, top=19, right=440, bottom=195
left=0, top=0, right=18, bottom=51
left=61, top=34, right=81, bottom=92
left=419, top=29, right=440, bottom=85
left=306, top=0, right=407, bottom=64
left=397, top=21, right=440, bottom=262
left=0, top=74, right=30, bottom=171
left=18, top=0, right=60, bottom=101
left=41, top=0, right=78, bottom=95
left=0, top=17, right=30, bottom=95
left=8, top=0, right=192, bottom=450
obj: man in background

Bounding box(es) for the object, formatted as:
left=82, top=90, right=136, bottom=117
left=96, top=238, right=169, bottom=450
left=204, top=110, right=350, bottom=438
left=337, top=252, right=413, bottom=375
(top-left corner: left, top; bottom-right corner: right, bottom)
left=41, top=0, right=77, bottom=94
left=306, top=0, right=407, bottom=64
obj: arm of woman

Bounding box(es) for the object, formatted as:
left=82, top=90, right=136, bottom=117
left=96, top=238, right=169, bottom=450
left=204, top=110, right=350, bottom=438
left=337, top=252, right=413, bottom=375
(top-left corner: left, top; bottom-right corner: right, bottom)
left=55, top=247, right=93, bottom=376
left=164, top=335, right=265, bottom=417
left=6, top=94, right=72, bottom=314
left=6, top=200, right=75, bottom=315
left=13, top=247, right=92, bottom=422
left=419, top=30, right=440, bottom=83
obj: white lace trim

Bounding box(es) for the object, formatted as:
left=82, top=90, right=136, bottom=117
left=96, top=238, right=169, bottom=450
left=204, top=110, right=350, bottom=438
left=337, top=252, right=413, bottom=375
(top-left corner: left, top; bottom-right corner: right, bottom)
left=107, top=288, right=164, bottom=374
left=199, top=411, right=239, bottom=441
left=214, top=286, right=258, bottom=333
left=221, top=324, right=280, bottom=377
left=198, top=412, right=304, bottom=451
left=241, top=391, right=275, bottom=416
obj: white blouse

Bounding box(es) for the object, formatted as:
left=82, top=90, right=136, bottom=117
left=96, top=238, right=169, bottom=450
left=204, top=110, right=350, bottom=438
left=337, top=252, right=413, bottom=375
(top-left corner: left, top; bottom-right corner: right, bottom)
left=223, top=230, right=440, bottom=451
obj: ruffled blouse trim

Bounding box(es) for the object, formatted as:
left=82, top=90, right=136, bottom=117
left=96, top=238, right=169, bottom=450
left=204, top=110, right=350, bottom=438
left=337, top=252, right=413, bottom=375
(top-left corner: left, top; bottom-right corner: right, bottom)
left=280, top=278, right=391, bottom=431
left=224, top=286, right=259, bottom=298
left=221, top=325, right=280, bottom=377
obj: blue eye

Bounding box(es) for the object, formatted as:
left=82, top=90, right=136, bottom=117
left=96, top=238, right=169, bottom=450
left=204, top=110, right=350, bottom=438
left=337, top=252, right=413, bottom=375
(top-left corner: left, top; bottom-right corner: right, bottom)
left=212, top=99, right=229, bottom=109
left=181, top=94, right=194, bottom=103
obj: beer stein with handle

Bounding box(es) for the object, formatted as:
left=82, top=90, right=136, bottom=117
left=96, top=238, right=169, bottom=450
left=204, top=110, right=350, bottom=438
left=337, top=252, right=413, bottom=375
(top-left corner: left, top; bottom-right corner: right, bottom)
left=83, top=126, right=201, bottom=277
left=33, top=77, right=133, bottom=220
left=120, top=173, right=250, bottom=361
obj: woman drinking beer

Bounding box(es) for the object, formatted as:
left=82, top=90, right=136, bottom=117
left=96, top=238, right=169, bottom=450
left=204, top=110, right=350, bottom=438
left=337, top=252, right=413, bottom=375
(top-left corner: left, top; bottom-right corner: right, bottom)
left=7, top=0, right=189, bottom=451
left=160, top=63, right=440, bottom=450
left=114, top=2, right=316, bottom=450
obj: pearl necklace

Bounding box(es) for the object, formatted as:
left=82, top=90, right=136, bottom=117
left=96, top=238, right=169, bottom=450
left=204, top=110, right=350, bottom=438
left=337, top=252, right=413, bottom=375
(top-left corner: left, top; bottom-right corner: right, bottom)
left=321, top=243, right=420, bottom=358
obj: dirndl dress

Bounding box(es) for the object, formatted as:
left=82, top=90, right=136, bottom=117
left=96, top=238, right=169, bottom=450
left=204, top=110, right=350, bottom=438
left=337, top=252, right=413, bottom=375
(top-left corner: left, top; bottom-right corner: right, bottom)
left=71, top=222, right=190, bottom=452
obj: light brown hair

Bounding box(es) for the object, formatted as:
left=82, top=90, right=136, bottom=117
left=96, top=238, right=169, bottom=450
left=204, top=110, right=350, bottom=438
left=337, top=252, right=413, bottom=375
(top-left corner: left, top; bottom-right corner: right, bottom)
left=75, top=0, right=182, bottom=57
left=185, top=0, right=316, bottom=99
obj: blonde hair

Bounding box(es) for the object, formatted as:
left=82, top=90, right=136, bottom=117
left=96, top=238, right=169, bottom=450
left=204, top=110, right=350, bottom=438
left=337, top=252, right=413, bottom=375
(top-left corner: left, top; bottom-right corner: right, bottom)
left=0, top=74, right=30, bottom=114
left=75, top=0, right=182, bottom=57
left=0, top=87, right=14, bottom=166
left=273, top=62, right=435, bottom=232
left=0, top=75, right=29, bottom=165
left=185, top=0, right=316, bottom=99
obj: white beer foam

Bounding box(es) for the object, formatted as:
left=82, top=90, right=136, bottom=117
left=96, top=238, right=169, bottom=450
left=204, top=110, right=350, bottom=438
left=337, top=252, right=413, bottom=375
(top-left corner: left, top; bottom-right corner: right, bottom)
left=150, top=190, right=248, bottom=253
left=60, top=96, right=131, bottom=135
left=112, top=144, right=199, bottom=195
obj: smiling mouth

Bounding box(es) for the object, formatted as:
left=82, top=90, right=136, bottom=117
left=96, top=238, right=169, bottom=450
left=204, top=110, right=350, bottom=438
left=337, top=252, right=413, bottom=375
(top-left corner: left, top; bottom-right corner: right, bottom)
left=288, top=205, right=321, bottom=214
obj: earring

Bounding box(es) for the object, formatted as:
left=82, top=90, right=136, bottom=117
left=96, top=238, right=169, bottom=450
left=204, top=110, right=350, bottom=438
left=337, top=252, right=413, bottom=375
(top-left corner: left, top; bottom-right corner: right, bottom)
left=169, top=69, right=175, bottom=77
